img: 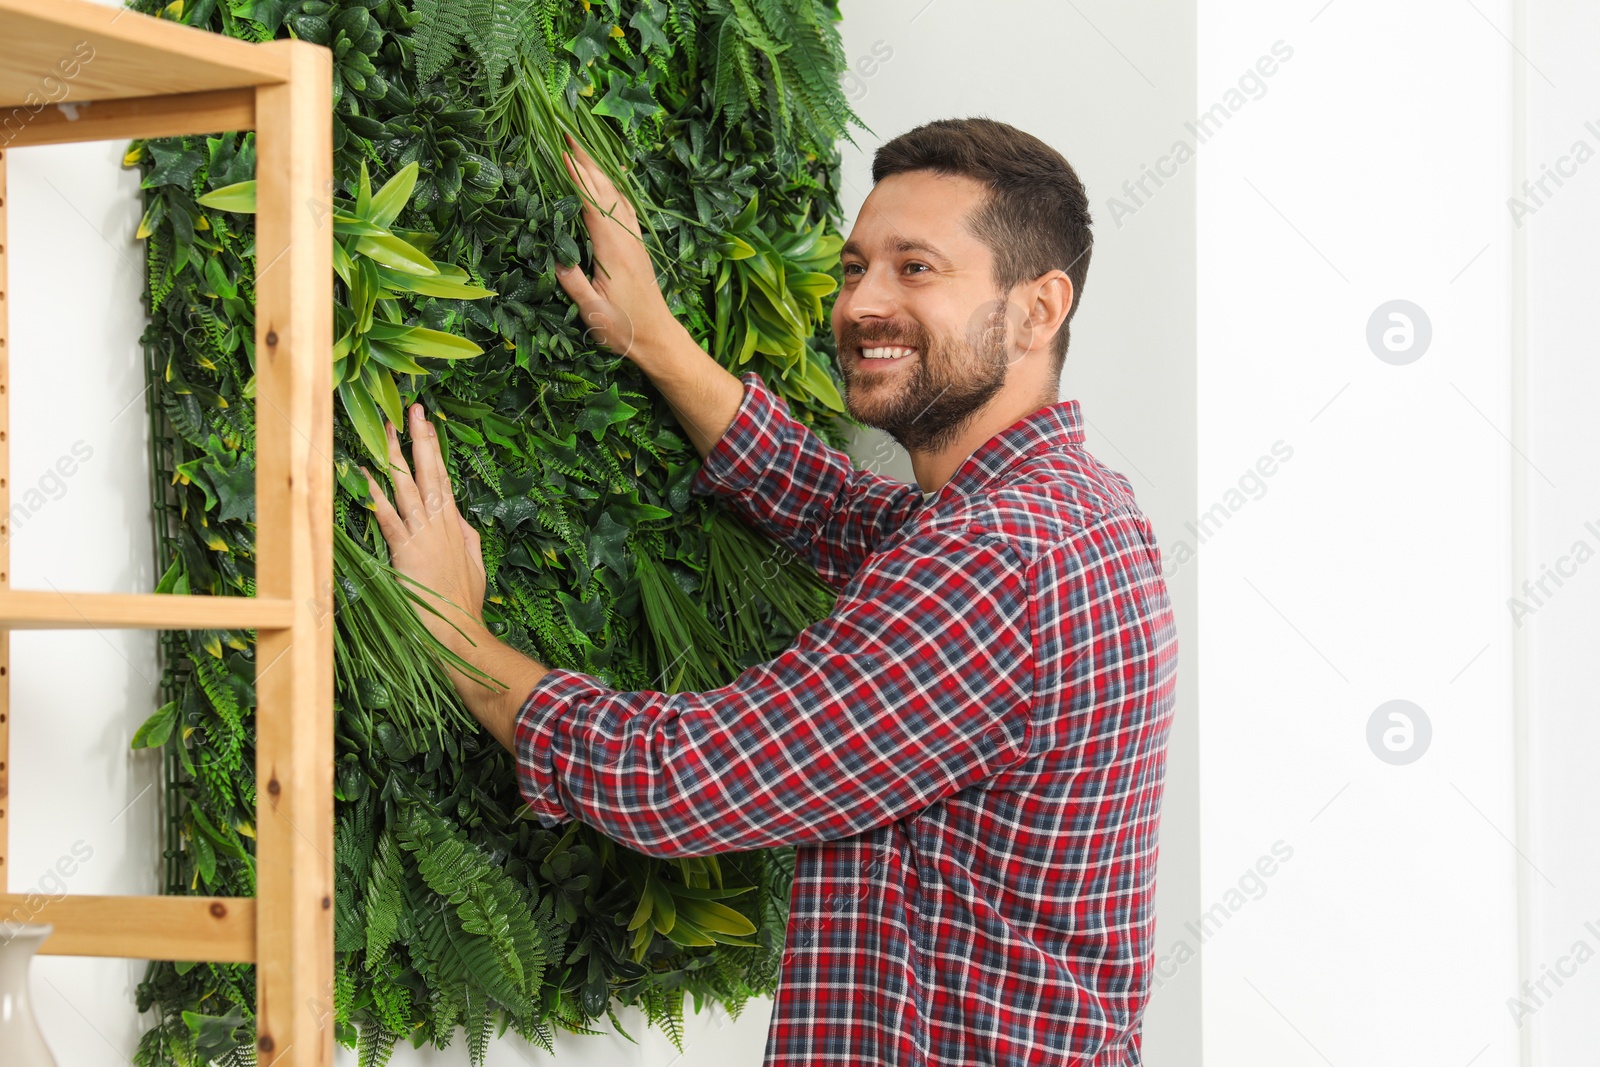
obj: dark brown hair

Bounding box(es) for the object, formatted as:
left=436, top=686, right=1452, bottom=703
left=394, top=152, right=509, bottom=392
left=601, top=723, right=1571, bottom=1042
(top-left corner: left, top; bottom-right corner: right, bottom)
left=871, top=118, right=1093, bottom=376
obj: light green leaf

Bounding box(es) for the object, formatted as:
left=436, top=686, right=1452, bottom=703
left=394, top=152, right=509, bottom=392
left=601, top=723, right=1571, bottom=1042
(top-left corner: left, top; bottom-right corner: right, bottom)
left=362, top=362, right=404, bottom=430
left=332, top=214, right=389, bottom=236
left=338, top=378, right=389, bottom=466
left=368, top=160, right=419, bottom=229
left=131, top=701, right=178, bottom=749
left=353, top=234, right=439, bottom=276
left=785, top=349, right=846, bottom=413
left=375, top=264, right=495, bottom=300
left=196, top=180, right=257, bottom=213
left=369, top=321, right=482, bottom=360
left=365, top=338, right=431, bottom=376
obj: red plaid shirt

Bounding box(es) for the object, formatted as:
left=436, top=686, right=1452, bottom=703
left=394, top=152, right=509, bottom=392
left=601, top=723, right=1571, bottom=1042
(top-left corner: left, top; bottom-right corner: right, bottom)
left=515, top=370, right=1179, bottom=1065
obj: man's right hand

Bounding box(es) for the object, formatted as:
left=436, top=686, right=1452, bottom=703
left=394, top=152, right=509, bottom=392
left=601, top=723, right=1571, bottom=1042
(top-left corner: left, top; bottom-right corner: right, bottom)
left=550, top=132, right=747, bottom=460
left=554, top=132, right=687, bottom=367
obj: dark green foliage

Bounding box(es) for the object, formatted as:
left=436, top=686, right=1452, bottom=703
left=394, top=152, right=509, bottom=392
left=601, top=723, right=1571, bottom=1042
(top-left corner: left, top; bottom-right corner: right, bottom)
left=126, top=0, right=862, bottom=1063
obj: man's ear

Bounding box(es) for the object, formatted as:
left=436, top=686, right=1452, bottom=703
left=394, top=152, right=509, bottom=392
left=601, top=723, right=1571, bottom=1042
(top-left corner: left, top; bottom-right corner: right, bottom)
left=1016, top=270, right=1073, bottom=356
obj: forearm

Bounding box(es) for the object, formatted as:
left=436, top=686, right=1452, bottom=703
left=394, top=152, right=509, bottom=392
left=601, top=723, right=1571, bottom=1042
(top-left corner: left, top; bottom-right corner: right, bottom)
left=629, top=322, right=746, bottom=460
left=514, top=528, right=1035, bottom=856
left=687, top=370, right=924, bottom=589
left=440, top=621, right=550, bottom=753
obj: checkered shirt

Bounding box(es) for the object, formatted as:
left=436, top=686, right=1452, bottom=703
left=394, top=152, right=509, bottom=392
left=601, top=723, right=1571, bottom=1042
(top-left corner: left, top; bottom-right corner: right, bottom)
left=515, top=370, right=1180, bottom=1065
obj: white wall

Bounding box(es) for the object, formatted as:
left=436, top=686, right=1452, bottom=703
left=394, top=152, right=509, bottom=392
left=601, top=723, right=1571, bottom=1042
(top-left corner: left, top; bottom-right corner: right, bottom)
left=7, top=135, right=164, bottom=1064
left=1520, top=0, right=1600, bottom=1062
left=1195, top=0, right=1536, bottom=1065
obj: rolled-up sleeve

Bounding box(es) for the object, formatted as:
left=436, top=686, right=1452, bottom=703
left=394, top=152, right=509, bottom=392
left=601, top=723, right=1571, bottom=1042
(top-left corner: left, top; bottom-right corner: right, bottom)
left=689, top=370, right=924, bottom=590
left=512, top=525, right=1036, bottom=857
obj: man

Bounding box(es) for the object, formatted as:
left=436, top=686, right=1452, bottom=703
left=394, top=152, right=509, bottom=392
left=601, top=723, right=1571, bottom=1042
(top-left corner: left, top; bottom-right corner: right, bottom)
left=364, top=117, right=1179, bottom=1065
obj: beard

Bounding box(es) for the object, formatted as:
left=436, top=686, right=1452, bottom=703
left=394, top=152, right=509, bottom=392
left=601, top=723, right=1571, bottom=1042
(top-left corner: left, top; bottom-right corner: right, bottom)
left=836, top=301, right=1011, bottom=454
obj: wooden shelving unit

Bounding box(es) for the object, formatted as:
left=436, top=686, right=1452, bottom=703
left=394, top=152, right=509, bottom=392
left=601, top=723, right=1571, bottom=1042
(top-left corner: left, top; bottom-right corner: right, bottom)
left=0, top=0, right=333, bottom=1061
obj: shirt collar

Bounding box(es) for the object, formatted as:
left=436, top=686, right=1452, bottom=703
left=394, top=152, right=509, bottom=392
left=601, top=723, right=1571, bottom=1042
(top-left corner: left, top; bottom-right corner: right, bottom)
left=928, top=398, right=1086, bottom=501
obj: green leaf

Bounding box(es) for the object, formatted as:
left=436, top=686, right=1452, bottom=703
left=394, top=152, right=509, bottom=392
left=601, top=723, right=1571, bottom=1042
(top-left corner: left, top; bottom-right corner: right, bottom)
left=191, top=830, right=216, bottom=884
left=629, top=0, right=670, bottom=53
left=339, top=378, right=389, bottom=467
left=144, top=142, right=206, bottom=190
left=154, top=556, right=182, bottom=595
left=586, top=512, right=631, bottom=579
left=369, top=321, right=482, bottom=360
left=362, top=362, right=404, bottom=430
left=788, top=271, right=838, bottom=299
left=576, top=384, right=639, bottom=440
left=368, top=160, right=419, bottom=229
left=592, top=76, right=661, bottom=132
left=353, top=234, right=440, bottom=276
left=375, top=264, right=495, bottom=300
left=365, top=338, right=431, bottom=376
left=181, top=1006, right=248, bottom=1061
left=784, top=348, right=845, bottom=413
left=332, top=214, right=389, bottom=236
left=565, top=12, right=611, bottom=66
left=195, top=180, right=257, bottom=213
left=131, top=702, right=178, bottom=749
left=672, top=896, right=757, bottom=937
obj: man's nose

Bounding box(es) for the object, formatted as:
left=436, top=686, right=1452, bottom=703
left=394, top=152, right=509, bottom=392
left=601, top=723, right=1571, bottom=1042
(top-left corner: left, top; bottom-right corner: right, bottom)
left=837, top=264, right=900, bottom=323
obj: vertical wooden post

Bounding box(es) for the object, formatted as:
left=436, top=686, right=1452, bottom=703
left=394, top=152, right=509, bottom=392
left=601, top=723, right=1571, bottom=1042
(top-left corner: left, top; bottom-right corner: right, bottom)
left=251, top=39, right=333, bottom=1065
left=0, top=145, right=9, bottom=892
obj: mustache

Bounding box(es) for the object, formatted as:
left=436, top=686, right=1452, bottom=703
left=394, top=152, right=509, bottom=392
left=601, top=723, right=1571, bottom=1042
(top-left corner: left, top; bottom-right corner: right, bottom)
left=838, top=323, right=928, bottom=349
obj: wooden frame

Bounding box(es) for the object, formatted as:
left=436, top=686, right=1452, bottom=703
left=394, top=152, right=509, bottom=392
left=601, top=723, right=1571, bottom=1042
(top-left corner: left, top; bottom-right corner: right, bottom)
left=0, top=0, right=332, bottom=1061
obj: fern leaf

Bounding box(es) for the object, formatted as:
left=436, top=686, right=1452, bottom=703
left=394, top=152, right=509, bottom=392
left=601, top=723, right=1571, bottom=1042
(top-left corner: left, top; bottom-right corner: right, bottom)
left=412, top=0, right=471, bottom=81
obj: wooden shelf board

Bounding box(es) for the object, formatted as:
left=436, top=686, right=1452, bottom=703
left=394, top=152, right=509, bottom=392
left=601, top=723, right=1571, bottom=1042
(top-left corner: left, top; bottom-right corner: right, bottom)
left=0, top=0, right=290, bottom=109
left=0, top=590, right=293, bottom=630
left=1, top=893, right=255, bottom=961
left=1, top=87, right=255, bottom=148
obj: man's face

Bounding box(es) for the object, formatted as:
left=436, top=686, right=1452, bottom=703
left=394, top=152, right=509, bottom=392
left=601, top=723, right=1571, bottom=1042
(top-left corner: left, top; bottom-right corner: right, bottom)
left=831, top=171, right=1013, bottom=454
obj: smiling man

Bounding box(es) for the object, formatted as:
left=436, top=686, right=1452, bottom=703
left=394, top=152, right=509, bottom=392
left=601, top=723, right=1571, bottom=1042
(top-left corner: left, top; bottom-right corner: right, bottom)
left=365, top=118, right=1179, bottom=1065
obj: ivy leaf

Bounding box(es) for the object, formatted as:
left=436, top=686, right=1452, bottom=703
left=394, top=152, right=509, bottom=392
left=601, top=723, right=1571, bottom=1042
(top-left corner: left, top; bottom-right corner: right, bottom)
left=587, top=512, right=631, bottom=580
left=181, top=1006, right=247, bottom=1061
left=560, top=589, right=606, bottom=635
left=143, top=142, right=206, bottom=190
left=591, top=76, right=660, bottom=132
left=576, top=384, right=638, bottom=441
left=467, top=491, right=539, bottom=535
left=565, top=13, right=611, bottom=67
left=628, top=0, right=670, bottom=54
left=203, top=451, right=256, bottom=522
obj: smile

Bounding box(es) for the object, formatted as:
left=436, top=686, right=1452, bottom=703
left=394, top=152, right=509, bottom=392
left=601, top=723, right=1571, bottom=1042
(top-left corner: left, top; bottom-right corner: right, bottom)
left=857, top=345, right=917, bottom=362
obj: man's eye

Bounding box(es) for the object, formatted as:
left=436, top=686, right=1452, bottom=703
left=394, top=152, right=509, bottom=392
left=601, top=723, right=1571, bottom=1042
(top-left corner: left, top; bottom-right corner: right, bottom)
left=842, top=263, right=865, bottom=276
left=904, top=262, right=930, bottom=275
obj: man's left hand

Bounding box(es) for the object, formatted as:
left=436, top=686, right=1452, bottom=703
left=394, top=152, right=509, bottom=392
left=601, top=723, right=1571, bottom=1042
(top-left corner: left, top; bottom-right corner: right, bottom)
left=363, top=401, right=489, bottom=660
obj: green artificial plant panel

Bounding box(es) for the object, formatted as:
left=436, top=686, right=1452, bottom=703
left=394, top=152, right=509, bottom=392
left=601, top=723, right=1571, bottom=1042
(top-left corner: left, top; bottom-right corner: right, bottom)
left=123, top=0, right=863, bottom=1062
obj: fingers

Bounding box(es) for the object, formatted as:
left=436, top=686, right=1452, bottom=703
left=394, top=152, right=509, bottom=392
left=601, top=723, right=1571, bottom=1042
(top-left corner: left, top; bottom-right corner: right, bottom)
left=362, top=466, right=408, bottom=547
left=406, top=403, right=457, bottom=521
left=561, top=137, right=641, bottom=250
left=384, top=419, right=423, bottom=525
left=561, top=139, right=612, bottom=219
left=553, top=255, right=600, bottom=308
left=458, top=515, right=485, bottom=576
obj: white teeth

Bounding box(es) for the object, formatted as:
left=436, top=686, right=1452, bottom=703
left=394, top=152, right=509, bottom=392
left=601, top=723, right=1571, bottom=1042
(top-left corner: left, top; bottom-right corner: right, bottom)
left=861, top=346, right=916, bottom=360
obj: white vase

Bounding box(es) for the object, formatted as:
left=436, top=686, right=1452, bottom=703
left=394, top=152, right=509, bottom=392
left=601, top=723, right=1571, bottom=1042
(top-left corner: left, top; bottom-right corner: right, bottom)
left=0, top=923, right=57, bottom=1066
